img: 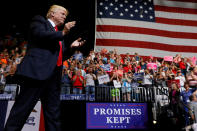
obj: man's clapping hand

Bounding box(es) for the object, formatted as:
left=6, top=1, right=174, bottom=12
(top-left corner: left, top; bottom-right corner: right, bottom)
left=70, top=38, right=86, bottom=48
left=62, top=21, right=76, bottom=35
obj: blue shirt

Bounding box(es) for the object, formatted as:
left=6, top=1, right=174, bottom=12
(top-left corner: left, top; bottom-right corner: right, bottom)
left=61, top=74, right=71, bottom=85
left=180, top=89, right=196, bottom=104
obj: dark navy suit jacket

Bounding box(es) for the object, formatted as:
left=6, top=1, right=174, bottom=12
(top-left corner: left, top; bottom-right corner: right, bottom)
left=17, top=15, right=66, bottom=80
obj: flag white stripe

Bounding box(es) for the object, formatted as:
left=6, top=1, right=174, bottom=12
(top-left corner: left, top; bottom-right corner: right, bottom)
left=155, top=11, right=197, bottom=21
left=96, top=18, right=197, bottom=33
left=154, top=0, right=197, bottom=9
left=96, top=32, right=197, bottom=46
left=95, top=46, right=197, bottom=57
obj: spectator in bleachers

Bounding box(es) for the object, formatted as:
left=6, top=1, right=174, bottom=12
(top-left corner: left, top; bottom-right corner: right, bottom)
left=175, top=71, right=186, bottom=92
left=134, top=52, right=140, bottom=62
left=110, top=67, right=121, bottom=102
left=179, top=58, right=187, bottom=76
left=173, top=54, right=182, bottom=64
left=109, top=53, right=116, bottom=64
left=180, top=83, right=196, bottom=126
left=136, top=62, right=141, bottom=73
left=72, top=69, right=84, bottom=94
left=169, top=82, right=182, bottom=121
left=154, top=71, right=167, bottom=87
left=143, top=69, right=153, bottom=88
left=123, top=61, right=132, bottom=73
left=73, top=50, right=83, bottom=61
left=61, top=67, right=72, bottom=95
left=162, top=61, right=169, bottom=72
left=76, top=63, right=86, bottom=77
left=121, top=72, right=131, bottom=101
left=166, top=68, right=176, bottom=80
left=84, top=67, right=96, bottom=100
left=171, top=65, right=177, bottom=75
left=125, top=53, right=131, bottom=62
left=89, top=50, right=95, bottom=61
left=140, top=61, right=147, bottom=71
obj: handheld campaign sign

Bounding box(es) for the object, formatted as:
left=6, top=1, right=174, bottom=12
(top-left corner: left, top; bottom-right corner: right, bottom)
left=147, top=63, right=157, bottom=70
left=164, top=56, right=173, bottom=62
left=86, top=103, right=148, bottom=129
left=113, top=80, right=121, bottom=88
left=98, top=74, right=110, bottom=84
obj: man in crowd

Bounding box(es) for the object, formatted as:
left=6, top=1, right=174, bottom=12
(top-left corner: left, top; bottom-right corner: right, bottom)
left=84, top=67, right=96, bottom=100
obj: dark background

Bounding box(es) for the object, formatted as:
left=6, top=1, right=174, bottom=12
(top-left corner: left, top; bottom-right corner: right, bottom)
left=0, top=0, right=96, bottom=56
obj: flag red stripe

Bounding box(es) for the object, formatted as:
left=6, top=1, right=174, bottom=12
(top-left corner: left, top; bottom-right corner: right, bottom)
left=96, top=39, right=197, bottom=53
left=155, top=5, right=197, bottom=15
left=156, top=17, right=197, bottom=27
left=97, top=25, right=197, bottom=40
left=167, top=0, right=197, bottom=3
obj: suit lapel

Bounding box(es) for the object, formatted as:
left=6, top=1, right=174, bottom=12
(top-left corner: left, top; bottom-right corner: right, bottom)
left=46, top=20, right=56, bottom=32
left=46, top=20, right=66, bottom=52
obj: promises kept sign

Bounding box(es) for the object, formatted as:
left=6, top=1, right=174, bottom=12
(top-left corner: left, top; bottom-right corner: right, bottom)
left=86, top=103, right=148, bottom=129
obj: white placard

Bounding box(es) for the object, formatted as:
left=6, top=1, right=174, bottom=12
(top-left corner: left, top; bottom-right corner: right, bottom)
left=97, top=74, right=110, bottom=84
left=113, top=80, right=121, bottom=88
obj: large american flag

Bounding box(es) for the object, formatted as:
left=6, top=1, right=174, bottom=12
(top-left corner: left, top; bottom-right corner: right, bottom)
left=94, top=0, right=197, bottom=57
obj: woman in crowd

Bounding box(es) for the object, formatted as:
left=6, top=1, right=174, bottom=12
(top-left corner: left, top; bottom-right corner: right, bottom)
left=121, top=72, right=132, bottom=102
left=71, top=69, right=84, bottom=94
left=110, top=66, right=121, bottom=102
left=169, top=82, right=182, bottom=123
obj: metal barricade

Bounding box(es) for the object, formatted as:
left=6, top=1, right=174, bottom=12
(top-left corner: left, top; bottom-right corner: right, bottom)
left=60, top=85, right=157, bottom=103
left=154, top=86, right=169, bottom=107
left=95, top=85, right=155, bottom=102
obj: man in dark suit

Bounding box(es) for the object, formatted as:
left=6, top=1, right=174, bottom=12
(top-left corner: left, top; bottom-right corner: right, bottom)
left=4, top=5, right=85, bottom=131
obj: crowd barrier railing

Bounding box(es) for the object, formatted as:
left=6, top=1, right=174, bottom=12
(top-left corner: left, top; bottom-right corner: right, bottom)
left=59, top=85, right=159, bottom=103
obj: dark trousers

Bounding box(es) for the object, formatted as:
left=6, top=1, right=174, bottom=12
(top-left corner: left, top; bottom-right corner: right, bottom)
left=4, top=67, right=62, bottom=131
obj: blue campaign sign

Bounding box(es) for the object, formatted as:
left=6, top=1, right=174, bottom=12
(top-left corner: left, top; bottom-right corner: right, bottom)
left=86, top=103, right=148, bottom=129
left=60, top=94, right=95, bottom=101
left=133, top=73, right=144, bottom=82
left=100, top=64, right=111, bottom=71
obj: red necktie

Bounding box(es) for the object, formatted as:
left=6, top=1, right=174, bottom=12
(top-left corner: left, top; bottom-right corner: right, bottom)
left=54, top=26, right=62, bottom=66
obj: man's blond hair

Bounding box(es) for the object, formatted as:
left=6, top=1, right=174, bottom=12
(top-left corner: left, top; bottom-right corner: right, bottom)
left=46, top=5, right=68, bottom=18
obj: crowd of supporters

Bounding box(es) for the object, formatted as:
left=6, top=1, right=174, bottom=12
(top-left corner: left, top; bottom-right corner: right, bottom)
left=0, top=35, right=27, bottom=88
left=0, top=35, right=197, bottom=128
